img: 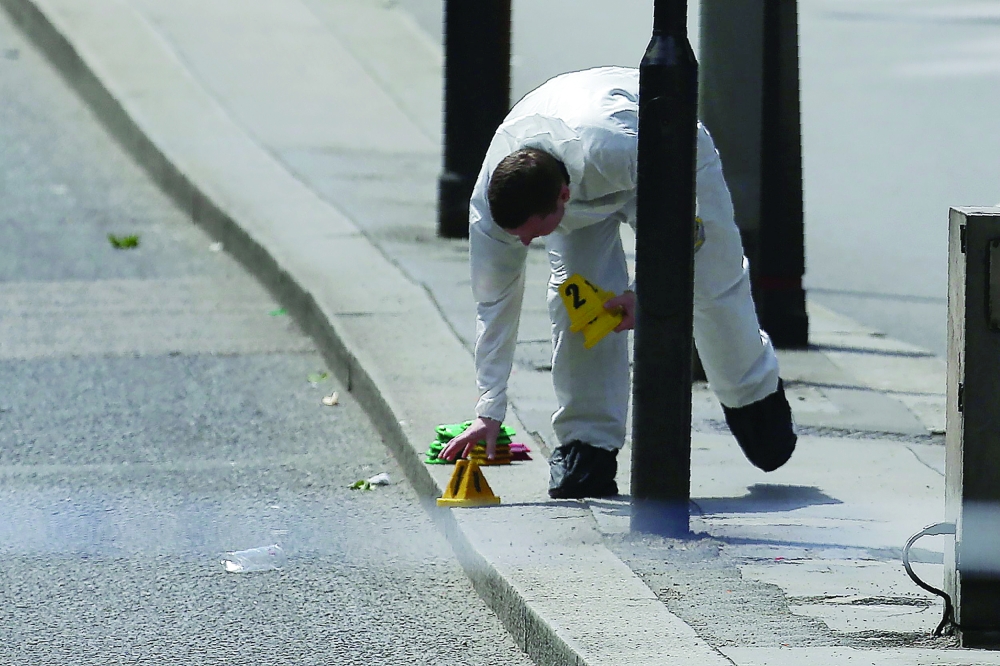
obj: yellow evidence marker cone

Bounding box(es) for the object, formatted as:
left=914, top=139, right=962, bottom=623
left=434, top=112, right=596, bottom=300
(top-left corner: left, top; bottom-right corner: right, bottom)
left=437, top=459, right=501, bottom=507
left=558, top=273, right=624, bottom=349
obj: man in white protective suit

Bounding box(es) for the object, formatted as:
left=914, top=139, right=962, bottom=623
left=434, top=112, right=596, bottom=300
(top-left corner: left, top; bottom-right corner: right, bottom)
left=438, top=66, right=797, bottom=498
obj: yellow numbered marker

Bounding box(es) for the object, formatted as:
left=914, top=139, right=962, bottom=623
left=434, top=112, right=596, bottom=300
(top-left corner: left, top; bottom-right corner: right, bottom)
left=437, top=459, right=501, bottom=507
left=558, top=274, right=624, bottom=349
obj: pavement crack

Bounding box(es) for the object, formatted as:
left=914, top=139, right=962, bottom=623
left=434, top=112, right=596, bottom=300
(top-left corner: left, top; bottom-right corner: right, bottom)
left=791, top=595, right=934, bottom=608
left=906, top=444, right=946, bottom=477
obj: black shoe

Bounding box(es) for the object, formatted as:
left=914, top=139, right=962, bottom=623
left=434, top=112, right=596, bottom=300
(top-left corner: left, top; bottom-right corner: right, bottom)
left=548, top=441, right=619, bottom=499
left=722, top=379, right=797, bottom=472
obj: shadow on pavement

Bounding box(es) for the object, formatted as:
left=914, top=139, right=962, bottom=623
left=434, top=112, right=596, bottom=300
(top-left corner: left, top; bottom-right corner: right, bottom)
left=587, top=485, right=840, bottom=517
left=692, top=484, right=842, bottom=515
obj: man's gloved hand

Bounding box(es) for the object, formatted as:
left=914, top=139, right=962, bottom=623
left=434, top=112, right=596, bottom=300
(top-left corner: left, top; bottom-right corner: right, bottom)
left=437, top=417, right=502, bottom=461
left=605, top=290, right=636, bottom=332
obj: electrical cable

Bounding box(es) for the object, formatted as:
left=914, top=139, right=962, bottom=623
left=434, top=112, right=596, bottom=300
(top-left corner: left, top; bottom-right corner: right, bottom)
left=902, top=522, right=959, bottom=636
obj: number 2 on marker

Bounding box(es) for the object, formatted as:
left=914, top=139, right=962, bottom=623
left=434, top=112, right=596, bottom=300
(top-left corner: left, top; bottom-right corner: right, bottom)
left=564, top=283, right=586, bottom=309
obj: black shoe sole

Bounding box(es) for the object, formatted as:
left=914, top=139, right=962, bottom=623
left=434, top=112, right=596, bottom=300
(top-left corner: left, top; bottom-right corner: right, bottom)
left=548, top=480, right=619, bottom=500
left=723, top=379, right=797, bottom=472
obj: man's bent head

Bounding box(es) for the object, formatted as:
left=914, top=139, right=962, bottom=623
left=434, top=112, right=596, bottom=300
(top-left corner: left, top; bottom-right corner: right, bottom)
left=488, top=148, right=569, bottom=231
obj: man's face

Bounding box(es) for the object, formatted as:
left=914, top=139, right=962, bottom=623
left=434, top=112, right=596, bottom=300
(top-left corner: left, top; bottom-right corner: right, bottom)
left=509, top=184, right=570, bottom=247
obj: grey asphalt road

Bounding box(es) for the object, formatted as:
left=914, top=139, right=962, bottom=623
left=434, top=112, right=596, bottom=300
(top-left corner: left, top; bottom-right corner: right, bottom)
left=402, top=0, right=1000, bottom=357
left=0, top=10, right=533, bottom=665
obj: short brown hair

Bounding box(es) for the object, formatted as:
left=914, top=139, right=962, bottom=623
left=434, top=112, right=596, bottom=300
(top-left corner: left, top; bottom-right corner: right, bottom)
left=487, top=148, right=569, bottom=230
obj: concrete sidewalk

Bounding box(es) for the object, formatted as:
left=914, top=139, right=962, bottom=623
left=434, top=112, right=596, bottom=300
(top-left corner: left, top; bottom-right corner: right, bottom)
left=3, top=0, right=996, bottom=662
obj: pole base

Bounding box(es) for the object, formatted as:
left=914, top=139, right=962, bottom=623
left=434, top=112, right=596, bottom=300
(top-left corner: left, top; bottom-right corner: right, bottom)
left=630, top=499, right=689, bottom=537
left=437, top=171, right=473, bottom=239
left=758, top=286, right=809, bottom=349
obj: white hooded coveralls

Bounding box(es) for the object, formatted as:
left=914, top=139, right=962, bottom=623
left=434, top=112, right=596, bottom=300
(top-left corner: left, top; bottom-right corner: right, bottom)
left=469, top=67, right=780, bottom=453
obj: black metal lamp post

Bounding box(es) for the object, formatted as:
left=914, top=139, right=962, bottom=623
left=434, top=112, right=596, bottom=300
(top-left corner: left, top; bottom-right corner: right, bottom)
left=630, top=0, right=699, bottom=536
left=437, top=0, right=511, bottom=239
left=699, top=0, right=808, bottom=348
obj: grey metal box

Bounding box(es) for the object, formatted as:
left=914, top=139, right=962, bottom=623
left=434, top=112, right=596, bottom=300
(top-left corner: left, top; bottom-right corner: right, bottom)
left=946, top=206, right=1000, bottom=648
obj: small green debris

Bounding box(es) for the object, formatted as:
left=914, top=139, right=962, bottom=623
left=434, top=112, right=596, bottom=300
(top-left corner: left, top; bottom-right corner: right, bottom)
left=307, top=371, right=329, bottom=384
left=269, top=308, right=287, bottom=316
left=349, top=473, right=390, bottom=490
left=108, top=233, right=140, bottom=249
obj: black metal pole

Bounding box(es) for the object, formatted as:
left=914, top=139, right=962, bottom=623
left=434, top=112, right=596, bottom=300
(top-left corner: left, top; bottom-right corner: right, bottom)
left=630, top=0, right=698, bottom=536
left=757, top=0, right=807, bottom=347
left=437, top=0, right=511, bottom=239
left=699, top=0, right=808, bottom=347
